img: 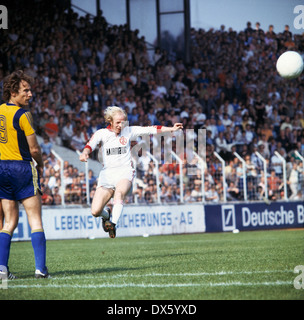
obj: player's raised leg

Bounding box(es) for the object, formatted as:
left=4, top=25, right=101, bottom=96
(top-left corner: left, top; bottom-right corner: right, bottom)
left=104, top=179, right=132, bottom=238
left=91, top=186, right=114, bottom=218
left=112, top=179, right=132, bottom=224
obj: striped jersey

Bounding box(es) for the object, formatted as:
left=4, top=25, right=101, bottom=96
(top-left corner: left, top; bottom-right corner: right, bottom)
left=0, top=103, right=35, bottom=161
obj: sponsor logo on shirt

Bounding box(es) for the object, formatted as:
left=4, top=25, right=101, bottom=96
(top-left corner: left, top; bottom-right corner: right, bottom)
left=106, top=146, right=127, bottom=155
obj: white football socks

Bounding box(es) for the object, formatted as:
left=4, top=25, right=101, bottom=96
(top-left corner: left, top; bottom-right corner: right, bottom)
left=111, top=202, right=123, bottom=225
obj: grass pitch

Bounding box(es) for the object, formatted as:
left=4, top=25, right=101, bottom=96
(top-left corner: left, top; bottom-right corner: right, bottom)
left=1, top=229, right=303, bottom=300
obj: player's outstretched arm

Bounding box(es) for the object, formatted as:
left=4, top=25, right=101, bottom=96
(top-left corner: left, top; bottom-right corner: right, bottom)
left=159, top=123, right=183, bottom=133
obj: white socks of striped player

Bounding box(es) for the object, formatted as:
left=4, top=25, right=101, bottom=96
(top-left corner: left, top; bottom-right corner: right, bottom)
left=111, top=200, right=123, bottom=225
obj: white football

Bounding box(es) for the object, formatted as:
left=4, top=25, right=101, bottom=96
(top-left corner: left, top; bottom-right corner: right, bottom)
left=276, top=51, right=304, bottom=79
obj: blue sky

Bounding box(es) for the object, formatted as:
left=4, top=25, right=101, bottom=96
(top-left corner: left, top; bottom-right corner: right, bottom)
left=72, top=0, right=304, bottom=37
left=190, top=0, right=304, bottom=35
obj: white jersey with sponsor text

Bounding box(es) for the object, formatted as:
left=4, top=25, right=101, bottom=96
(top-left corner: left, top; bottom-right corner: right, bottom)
left=85, top=125, right=157, bottom=170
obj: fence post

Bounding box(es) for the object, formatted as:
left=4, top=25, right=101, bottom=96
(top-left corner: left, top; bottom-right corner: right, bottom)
left=234, top=152, right=247, bottom=201
left=51, top=149, right=65, bottom=206
left=214, top=151, right=227, bottom=202
left=132, top=158, right=138, bottom=204
left=193, top=151, right=206, bottom=203
left=295, top=151, right=304, bottom=199
left=274, top=151, right=287, bottom=200
left=295, top=151, right=304, bottom=168
left=255, top=151, right=268, bottom=201
left=76, top=150, right=90, bottom=206
left=171, top=151, right=184, bottom=203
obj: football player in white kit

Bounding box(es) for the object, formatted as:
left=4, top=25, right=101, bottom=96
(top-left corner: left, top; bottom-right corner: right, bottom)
left=79, top=106, right=183, bottom=238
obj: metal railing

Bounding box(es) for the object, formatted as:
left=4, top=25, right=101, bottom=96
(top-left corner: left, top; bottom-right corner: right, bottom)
left=171, top=151, right=184, bottom=203
left=234, top=152, right=247, bottom=201
left=274, top=151, right=287, bottom=200
left=147, top=151, right=161, bottom=204
left=76, top=150, right=90, bottom=206
left=193, top=151, right=206, bottom=203
left=214, top=151, right=226, bottom=202
left=45, top=149, right=304, bottom=206
left=50, top=149, right=65, bottom=206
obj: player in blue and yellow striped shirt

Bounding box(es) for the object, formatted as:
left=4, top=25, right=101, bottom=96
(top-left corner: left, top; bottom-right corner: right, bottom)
left=0, top=70, right=50, bottom=279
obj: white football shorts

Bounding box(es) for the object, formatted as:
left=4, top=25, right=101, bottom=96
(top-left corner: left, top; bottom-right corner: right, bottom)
left=97, top=166, right=135, bottom=190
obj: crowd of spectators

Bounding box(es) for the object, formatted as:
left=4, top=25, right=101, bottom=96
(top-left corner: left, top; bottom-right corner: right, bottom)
left=1, top=3, right=304, bottom=206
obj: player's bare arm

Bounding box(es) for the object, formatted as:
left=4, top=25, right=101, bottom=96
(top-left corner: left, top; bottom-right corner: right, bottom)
left=159, top=123, right=183, bottom=133
left=79, top=146, right=91, bottom=162
left=26, top=133, right=44, bottom=176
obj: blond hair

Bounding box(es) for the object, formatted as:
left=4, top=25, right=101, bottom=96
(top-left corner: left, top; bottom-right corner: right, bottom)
left=104, top=106, right=127, bottom=124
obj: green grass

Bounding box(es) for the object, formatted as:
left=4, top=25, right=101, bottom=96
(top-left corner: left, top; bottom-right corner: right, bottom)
left=1, top=229, right=304, bottom=300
